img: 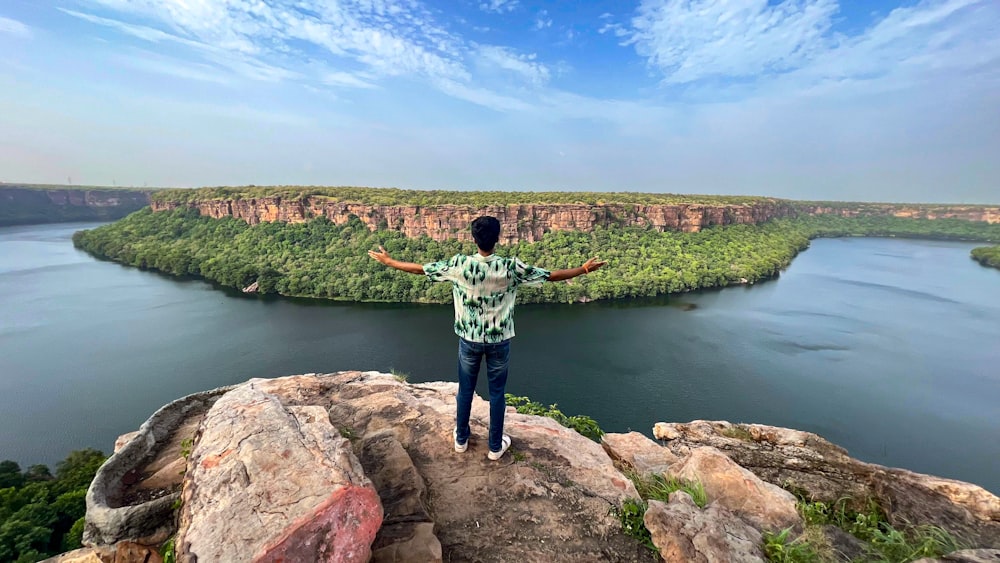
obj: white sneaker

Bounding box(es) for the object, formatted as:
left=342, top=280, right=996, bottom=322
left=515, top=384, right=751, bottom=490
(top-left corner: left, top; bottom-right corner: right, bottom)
left=453, top=429, right=468, bottom=453
left=487, top=435, right=511, bottom=461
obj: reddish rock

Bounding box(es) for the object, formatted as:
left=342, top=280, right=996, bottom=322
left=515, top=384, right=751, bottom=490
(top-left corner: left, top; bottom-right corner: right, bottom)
left=175, top=384, right=382, bottom=563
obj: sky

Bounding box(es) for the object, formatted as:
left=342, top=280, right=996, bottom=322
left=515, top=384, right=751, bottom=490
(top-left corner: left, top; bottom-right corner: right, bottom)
left=0, top=0, right=998, bottom=202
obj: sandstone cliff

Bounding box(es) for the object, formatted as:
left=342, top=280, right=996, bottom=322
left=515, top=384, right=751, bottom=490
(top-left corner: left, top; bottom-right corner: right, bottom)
left=0, top=185, right=152, bottom=226
left=151, top=196, right=799, bottom=244
left=801, top=203, right=1000, bottom=225
left=150, top=195, right=1000, bottom=244
left=54, top=372, right=1000, bottom=563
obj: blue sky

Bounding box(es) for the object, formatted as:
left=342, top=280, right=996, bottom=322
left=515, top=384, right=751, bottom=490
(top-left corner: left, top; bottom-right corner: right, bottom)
left=0, top=0, right=997, bottom=202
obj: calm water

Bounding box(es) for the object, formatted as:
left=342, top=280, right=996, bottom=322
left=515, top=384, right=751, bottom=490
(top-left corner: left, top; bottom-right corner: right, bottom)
left=1, top=223, right=998, bottom=493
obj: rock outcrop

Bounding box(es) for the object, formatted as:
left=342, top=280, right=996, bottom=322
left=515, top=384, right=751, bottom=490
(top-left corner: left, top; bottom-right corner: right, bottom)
left=74, top=374, right=1000, bottom=563
left=644, top=492, right=765, bottom=563
left=653, top=421, right=1000, bottom=547
left=667, top=446, right=800, bottom=532
left=84, top=372, right=656, bottom=563
left=175, top=384, right=382, bottom=562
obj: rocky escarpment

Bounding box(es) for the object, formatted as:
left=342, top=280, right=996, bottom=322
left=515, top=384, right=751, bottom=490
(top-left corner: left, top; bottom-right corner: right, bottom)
left=51, top=372, right=1000, bottom=563
left=0, top=185, right=152, bottom=226
left=801, top=203, right=1000, bottom=224
left=151, top=197, right=798, bottom=244
left=150, top=195, right=1000, bottom=244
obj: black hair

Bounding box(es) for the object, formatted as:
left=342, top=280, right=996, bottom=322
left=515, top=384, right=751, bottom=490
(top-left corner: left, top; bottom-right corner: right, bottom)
left=471, top=216, right=501, bottom=252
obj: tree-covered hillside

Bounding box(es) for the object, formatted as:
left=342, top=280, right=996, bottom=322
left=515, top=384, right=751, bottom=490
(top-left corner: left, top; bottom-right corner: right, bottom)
left=0, top=450, right=105, bottom=562
left=73, top=209, right=1000, bottom=304
left=971, top=246, right=1000, bottom=269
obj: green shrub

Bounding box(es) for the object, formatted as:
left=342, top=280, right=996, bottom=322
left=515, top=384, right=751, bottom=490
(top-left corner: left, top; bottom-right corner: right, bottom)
left=763, top=527, right=822, bottom=563
left=610, top=499, right=656, bottom=552
left=505, top=395, right=604, bottom=441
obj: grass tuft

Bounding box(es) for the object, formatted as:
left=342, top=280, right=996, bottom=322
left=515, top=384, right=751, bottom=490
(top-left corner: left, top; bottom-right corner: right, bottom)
left=720, top=424, right=755, bottom=441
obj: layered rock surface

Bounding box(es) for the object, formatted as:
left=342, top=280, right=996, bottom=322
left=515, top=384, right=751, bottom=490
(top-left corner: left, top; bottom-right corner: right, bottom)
left=653, top=421, right=1000, bottom=547
left=74, top=374, right=1000, bottom=563
left=83, top=372, right=655, bottom=563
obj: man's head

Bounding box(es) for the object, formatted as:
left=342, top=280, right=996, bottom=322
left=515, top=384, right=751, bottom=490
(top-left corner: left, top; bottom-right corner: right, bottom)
left=471, top=216, right=501, bottom=252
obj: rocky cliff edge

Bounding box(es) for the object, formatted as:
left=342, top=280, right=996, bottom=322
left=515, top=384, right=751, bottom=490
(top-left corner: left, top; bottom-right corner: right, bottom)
left=48, top=372, right=1000, bottom=562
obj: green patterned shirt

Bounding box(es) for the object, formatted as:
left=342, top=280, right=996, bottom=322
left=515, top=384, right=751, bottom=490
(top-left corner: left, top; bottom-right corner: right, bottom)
left=423, top=253, right=550, bottom=343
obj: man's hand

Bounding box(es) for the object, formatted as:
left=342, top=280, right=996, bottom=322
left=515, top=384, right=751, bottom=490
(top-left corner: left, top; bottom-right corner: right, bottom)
left=582, top=257, right=607, bottom=274
left=548, top=257, right=608, bottom=282
left=367, top=246, right=426, bottom=274
left=368, top=245, right=393, bottom=265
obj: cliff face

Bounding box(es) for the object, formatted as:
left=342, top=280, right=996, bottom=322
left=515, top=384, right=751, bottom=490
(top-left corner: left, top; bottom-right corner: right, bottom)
left=802, top=204, right=1000, bottom=224
left=152, top=197, right=799, bottom=243
left=0, top=186, right=152, bottom=226
left=152, top=196, right=1000, bottom=243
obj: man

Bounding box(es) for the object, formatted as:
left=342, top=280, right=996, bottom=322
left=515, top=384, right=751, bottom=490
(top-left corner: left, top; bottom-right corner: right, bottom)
left=368, top=216, right=606, bottom=460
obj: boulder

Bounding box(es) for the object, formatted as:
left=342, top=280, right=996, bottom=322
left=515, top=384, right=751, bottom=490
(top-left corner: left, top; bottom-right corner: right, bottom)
left=359, top=430, right=442, bottom=563
left=260, top=371, right=654, bottom=562
left=654, top=420, right=1000, bottom=547
left=913, top=549, right=1000, bottom=562
left=644, top=492, right=765, bottom=563
left=85, top=387, right=233, bottom=547
left=39, top=548, right=102, bottom=563
left=668, top=446, right=800, bottom=531
left=175, top=383, right=382, bottom=562
left=602, top=432, right=680, bottom=475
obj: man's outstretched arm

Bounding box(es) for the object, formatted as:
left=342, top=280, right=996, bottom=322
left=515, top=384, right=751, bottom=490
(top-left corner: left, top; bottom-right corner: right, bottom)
left=368, top=246, right=426, bottom=275
left=547, top=257, right=607, bottom=282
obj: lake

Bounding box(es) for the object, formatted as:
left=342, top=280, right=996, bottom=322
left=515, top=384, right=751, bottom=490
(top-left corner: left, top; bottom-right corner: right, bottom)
left=1, top=222, right=998, bottom=493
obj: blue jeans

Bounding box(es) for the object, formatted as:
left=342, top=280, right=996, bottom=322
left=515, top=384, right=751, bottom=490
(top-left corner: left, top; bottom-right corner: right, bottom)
left=455, top=337, right=510, bottom=453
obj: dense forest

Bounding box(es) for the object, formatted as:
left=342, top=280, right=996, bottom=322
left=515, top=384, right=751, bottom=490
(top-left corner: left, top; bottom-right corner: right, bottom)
left=73, top=209, right=1000, bottom=304
left=150, top=186, right=777, bottom=206
left=971, top=246, right=1000, bottom=269
left=0, top=450, right=105, bottom=562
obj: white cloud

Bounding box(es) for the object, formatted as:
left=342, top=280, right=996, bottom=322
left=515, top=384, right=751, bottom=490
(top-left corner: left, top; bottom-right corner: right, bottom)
left=113, top=50, right=230, bottom=84
left=69, top=1, right=466, bottom=82
left=630, top=0, right=838, bottom=83
left=434, top=79, right=533, bottom=111
left=598, top=22, right=628, bottom=37
left=480, top=0, right=519, bottom=14
left=478, top=45, right=550, bottom=86
left=323, top=71, right=377, bottom=89
left=0, top=15, right=32, bottom=38
left=534, top=10, right=553, bottom=30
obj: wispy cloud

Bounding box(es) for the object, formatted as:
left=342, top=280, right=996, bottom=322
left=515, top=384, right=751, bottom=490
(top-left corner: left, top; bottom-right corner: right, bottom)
left=630, top=0, right=839, bottom=84
left=0, top=15, right=32, bottom=38
left=113, top=50, right=230, bottom=84
left=478, top=45, right=550, bottom=86
left=323, top=71, right=377, bottom=89
left=480, top=0, right=519, bottom=14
